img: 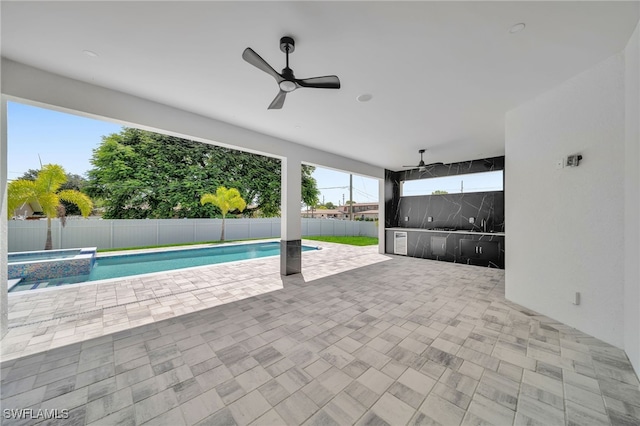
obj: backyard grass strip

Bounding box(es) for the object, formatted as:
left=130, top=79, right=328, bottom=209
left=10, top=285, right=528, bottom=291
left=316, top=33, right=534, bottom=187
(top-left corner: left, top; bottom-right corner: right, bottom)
left=304, top=236, right=378, bottom=246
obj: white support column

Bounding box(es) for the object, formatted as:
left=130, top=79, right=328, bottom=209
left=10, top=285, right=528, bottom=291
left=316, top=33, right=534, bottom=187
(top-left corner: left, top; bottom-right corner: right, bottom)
left=1, top=99, right=9, bottom=338
left=378, top=177, right=386, bottom=254
left=280, top=155, right=302, bottom=275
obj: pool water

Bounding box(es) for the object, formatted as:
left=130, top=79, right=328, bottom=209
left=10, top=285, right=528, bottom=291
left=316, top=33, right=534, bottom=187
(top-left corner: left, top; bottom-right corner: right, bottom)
left=9, top=242, right=316, bottom=292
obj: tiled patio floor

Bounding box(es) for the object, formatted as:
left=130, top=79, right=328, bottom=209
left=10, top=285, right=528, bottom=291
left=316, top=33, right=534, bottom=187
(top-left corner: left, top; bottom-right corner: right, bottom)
left=2, top=240, right=385, bottom=361
left=1, top=241, right=640, bottom=425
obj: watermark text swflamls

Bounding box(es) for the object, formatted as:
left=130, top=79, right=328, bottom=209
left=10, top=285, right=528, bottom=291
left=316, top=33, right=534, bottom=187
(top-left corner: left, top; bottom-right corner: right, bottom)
left=3, top=409, right=69, bottom=420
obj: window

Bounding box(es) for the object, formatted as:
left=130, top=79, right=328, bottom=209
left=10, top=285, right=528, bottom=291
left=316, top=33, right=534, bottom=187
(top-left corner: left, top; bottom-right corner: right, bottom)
left=401, top=170, right=503, bottom=196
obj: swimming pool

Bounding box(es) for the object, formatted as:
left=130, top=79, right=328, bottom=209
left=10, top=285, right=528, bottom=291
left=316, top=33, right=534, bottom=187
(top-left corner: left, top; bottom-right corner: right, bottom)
left=9, top=242, right=317, bottom=292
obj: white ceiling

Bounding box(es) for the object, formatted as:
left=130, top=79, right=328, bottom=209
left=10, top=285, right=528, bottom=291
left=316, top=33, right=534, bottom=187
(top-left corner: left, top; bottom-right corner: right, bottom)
left=2, top=1, right=638, bottom=171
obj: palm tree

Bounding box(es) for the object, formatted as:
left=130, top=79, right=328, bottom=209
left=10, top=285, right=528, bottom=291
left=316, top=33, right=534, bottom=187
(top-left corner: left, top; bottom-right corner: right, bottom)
left=8, top=164, right=93, bottom=250
left=201, top=186, right=246, bottom=241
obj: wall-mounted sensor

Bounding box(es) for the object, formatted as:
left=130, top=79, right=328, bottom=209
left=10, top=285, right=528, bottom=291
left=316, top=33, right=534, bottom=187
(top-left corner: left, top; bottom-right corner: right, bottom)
left=404, top=217, right=409, bottom=222
left=566, top=154, right=583, bottom=167
left=427, top=216, right=433, bottom=222
left=469, top=217, right=475, bottom=224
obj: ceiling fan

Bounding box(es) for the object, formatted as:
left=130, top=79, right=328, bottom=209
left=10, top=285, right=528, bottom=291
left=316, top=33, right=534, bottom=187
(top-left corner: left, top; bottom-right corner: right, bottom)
left=402, top=149, right=444, bottom=172
left=242, top=36, right=341, bottom=109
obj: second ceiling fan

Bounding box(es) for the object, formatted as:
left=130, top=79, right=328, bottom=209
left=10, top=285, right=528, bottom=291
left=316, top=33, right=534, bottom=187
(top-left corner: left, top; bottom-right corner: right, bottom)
left=242, top=36, right=341, bottom=109
left=402, top=149, right=444, bottom=172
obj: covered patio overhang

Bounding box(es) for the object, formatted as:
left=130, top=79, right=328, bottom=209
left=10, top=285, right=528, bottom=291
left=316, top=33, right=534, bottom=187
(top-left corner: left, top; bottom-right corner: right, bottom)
left=0, top=58, right=386, bottom=338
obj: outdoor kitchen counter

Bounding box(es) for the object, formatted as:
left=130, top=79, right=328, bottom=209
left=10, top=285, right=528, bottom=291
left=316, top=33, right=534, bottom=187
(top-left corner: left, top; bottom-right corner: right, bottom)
left=386, top=227, right=505, bottom=236
left=385, top=227, right=505, bottom=268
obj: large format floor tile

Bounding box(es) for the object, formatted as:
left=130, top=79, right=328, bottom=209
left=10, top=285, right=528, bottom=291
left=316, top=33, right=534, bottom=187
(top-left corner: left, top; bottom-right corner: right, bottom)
left=2, top=242, right=639, bottom=425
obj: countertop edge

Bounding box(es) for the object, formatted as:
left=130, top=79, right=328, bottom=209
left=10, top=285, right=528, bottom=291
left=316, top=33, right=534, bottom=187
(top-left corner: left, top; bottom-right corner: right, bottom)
left=386, top=227, right=505, bottom=236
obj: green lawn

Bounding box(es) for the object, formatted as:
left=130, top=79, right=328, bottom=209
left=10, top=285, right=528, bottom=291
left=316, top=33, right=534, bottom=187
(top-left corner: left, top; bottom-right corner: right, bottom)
left=97, top=237, right=265, bottom=253
left=304, top=236, right=379, bottom=246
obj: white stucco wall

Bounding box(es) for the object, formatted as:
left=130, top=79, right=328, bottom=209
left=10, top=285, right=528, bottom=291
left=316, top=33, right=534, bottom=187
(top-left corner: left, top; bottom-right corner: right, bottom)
left=505, top=53, right=626, bottom=347
left=624, top=22, right=640, bottom=374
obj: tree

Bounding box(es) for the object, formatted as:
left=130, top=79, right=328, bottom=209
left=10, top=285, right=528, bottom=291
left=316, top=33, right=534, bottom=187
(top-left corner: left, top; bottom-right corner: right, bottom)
left=302, top=173, right=320, bottom=212
left=8, top=164, right=93, bottom=250
left=18, top=169, right=40, bottom=181
left=60, top=174, right=90, bottom=216
left=201, top=187, right=247, bottom=241
left=86, top=128, right=319, bottom=218
left=324, top=201, right=336, bottom=209
left=19, top=169, right=89, bottom=216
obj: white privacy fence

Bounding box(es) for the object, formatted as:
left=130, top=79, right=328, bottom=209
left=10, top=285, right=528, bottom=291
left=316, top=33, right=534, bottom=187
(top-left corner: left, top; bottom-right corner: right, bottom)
left=8, top=218, right=378, bottom=252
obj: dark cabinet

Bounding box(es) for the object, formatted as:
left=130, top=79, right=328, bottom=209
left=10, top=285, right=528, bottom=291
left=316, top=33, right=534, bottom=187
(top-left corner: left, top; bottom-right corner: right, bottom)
left=460, top=239, right=501, bottom=266
left=430, top=236, right=447, bottom=257
left=385, top=229, right=504, bottom=269
left=477, top=241, right=500, bottom=261
left=460, top=239, right=479, bottom=258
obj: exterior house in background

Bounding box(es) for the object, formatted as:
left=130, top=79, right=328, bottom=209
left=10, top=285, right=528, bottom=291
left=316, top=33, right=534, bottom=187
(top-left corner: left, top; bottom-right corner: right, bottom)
left=301, top=202, right=379, bottom=219
left=301, top=208, right=343, bottom=219
left=10, top=201, right=43, bottom=220
left=339, top=202, right=379, bottom=220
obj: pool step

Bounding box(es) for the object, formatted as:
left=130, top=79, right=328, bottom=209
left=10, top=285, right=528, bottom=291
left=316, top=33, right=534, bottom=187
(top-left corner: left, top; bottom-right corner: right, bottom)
left=8, top=278, right=22, bottom=291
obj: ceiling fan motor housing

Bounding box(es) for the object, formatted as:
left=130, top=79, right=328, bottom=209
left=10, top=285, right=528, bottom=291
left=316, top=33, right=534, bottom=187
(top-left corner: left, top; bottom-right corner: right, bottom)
left=280, top=36, right=295, bottom=53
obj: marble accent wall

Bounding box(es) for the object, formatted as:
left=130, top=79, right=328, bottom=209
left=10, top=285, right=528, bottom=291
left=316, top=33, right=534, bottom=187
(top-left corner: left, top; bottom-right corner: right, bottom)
left=386, top=156, right=505, bottom=231
left=400, top=156, right=504, bottom=181
left=384, top=169, right=401, bottom=228
left=397, top=191, right=505, bottom=232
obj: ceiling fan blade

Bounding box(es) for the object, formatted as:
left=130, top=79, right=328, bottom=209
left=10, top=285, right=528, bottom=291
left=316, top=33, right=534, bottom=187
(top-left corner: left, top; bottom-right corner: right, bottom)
left=402, top=162, right=443, bottom=168
left=296, top=75, right=341, bottom=89
left=268, top=90, right=287, bottom=110
left=242, top=48, right=283, bottom=82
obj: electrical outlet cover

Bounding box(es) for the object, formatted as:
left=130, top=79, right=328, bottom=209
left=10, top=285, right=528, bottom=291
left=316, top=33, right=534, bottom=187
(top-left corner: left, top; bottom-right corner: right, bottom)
left=573, top=292, right=581, bottom=305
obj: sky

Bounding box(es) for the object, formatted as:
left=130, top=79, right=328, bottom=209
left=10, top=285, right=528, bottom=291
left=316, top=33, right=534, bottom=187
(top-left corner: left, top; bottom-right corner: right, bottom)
left=6, top=101, right=379, bottom=207
left=7, top=102, right=122, bottom=179
left=402, top=171, right=503, bottom=196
